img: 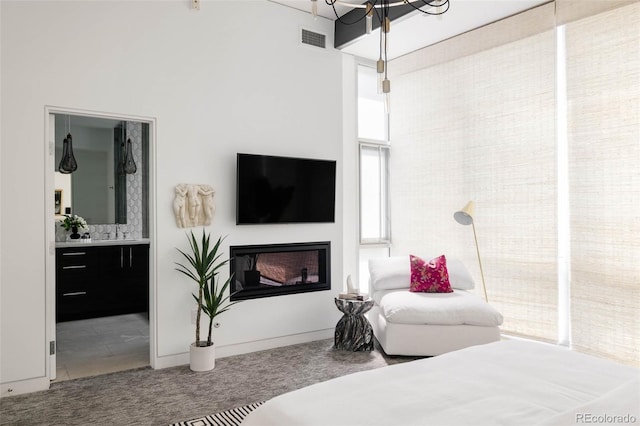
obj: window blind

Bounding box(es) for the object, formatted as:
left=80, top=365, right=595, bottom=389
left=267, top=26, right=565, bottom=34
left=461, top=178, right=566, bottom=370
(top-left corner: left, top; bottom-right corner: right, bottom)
left=388, top=1, right=639, bottom=363
left=390, top=27, right=558, bottom=341
left=566, top=3, right=640, bottom=366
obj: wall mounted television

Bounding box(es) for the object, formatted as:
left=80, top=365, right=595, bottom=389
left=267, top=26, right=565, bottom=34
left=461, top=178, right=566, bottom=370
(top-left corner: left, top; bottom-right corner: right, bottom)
left=236, top=153, right=336, bottom=225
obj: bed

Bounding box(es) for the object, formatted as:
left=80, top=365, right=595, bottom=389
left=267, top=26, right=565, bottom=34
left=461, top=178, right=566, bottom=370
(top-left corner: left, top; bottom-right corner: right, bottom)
left=242, top=340, right=639, bottom=426
left=367, top=255, right=503, bottom=356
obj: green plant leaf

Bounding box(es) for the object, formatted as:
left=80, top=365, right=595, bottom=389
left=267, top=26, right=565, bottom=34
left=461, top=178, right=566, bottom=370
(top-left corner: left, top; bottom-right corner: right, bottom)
left=175, top=229, right=239, bottom=344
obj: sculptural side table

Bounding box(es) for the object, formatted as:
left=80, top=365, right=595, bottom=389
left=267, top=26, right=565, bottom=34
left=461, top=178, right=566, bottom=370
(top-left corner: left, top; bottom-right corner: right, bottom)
left=334, top=298, right=374, bottom=351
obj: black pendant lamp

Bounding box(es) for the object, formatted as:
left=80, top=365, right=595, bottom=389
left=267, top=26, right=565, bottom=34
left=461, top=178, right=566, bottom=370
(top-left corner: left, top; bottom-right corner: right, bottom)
left=120, top=123, right=137, bottom=175
left=58, top=116, right=77, bottom=174
left=123, top=138, right=137, bottom=174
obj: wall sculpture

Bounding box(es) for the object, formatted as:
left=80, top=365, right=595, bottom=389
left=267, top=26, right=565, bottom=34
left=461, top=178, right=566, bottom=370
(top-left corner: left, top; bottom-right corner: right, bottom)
left=173, top=183, right=216, bottom=228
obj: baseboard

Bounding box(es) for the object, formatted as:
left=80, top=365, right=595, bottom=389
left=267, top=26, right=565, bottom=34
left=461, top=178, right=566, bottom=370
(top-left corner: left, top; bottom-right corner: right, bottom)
left=152, top=328, right=334, bottom=370
left=215, top=328, right=334, bottom=359
left=1, top=377, right=50, bottom=398
left=152, top=352, right=189, bottom=369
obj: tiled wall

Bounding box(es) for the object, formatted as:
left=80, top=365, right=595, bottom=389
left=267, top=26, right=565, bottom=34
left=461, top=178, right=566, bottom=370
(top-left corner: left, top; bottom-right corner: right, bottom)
left=89, top=121, right=144, bottom=239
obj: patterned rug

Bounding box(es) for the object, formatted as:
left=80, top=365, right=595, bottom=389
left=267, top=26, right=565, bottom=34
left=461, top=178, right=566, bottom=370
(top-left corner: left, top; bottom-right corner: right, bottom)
left=170, top=401, right=264, bottom=426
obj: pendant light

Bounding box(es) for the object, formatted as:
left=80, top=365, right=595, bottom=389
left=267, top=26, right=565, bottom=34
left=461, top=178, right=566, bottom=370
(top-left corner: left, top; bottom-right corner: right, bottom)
left=318, top=0, right=449, bottom=103
left=58, top=115, right=77, bottom=174
left=123, top=138, right=137, bottom=174
left=121, top=123, right=137, bottom=175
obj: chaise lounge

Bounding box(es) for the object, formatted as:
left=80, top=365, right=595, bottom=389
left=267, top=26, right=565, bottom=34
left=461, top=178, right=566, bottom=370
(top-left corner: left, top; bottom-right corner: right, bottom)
left=366, top=255, right=503, bottom=356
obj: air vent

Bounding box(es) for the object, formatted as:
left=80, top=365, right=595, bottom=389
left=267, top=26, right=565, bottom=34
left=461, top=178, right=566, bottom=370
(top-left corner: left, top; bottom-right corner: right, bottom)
left=301, top=28, right=326, bottom=49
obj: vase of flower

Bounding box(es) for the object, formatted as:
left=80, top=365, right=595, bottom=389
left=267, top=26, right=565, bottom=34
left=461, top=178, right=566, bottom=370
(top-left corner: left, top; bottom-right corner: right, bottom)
left=70, top=226, right=81, bottom=239
left=59, top=214, right=87, bottom=240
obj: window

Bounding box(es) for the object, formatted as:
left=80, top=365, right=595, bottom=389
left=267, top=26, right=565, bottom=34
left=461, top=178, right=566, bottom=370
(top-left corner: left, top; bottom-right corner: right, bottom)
left=565, top=4, right=640, bottom=366
left=386, top=2, right=639, bottom=366
left=359, top=144, right=389, bottom=244
left=358, top=64, right=391, bottom=292
left=389, top=7, right=558, bottom=342
left=358, top=65, right=388, bottom=142
left=358, top=64, right=390, bottom=245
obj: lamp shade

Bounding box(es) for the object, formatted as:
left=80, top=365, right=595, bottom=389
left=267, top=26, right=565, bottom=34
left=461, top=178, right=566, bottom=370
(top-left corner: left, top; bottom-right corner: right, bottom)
left=454, top=201, right=475, bottom=225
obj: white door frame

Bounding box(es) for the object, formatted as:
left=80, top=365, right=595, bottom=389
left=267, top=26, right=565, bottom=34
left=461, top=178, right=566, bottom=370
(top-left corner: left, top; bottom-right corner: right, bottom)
left=44, top=106, right=157, bottom=381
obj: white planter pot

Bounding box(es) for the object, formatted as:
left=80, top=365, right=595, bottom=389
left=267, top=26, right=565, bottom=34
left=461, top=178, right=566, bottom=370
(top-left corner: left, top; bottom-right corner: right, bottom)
left=190, top=342, right=215, bottom=371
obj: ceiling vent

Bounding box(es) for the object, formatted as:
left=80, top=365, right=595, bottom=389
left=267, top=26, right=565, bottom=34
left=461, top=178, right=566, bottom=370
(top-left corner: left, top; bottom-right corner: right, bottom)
left=301, top=28, right=326, bottom=49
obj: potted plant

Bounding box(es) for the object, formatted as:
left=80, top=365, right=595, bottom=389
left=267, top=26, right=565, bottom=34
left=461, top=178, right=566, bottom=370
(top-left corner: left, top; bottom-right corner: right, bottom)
left=175, top=229, right=236, bottom=371
left=59, top=214, right=87, bottom=239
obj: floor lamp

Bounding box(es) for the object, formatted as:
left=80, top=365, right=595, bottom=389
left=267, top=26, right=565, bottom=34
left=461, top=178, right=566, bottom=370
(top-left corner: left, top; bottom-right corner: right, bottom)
left=454, top=201, right=489, bottom=303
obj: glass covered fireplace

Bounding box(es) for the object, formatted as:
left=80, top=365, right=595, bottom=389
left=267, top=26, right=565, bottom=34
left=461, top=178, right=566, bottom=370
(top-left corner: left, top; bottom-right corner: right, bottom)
left=229, top=241, right=331, bottom=301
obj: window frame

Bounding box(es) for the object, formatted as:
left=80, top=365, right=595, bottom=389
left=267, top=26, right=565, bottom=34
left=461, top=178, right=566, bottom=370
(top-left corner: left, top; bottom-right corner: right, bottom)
left=358, top=141, right=391, bottom=245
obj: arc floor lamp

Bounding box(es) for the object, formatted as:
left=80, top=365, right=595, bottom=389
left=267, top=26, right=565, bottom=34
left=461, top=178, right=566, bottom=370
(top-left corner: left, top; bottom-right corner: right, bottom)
left=454, top=201, right=489, bottom=303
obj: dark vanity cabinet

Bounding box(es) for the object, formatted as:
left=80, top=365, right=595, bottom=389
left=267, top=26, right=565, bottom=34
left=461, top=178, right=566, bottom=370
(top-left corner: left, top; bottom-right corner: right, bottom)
left=56, top=243, right=149, bottom=322
left=56, top=248, right=98, bottom=321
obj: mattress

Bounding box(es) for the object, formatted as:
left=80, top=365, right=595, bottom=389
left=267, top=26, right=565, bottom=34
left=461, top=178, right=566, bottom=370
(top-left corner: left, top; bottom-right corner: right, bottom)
left=242, top=340, right=640, bottom=426
left=372, top=289, right=503, bottom=326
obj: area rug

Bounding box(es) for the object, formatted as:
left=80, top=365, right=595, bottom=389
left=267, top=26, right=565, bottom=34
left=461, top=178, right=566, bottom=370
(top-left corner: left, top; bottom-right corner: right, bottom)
left=170, top=401, right=265, bottom=426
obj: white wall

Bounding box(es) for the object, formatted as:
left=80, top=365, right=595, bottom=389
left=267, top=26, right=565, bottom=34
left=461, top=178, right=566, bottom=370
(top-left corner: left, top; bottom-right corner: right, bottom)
left=0, top=0, right=345, bottom=394
left=341, top=56, right=359, bottom=289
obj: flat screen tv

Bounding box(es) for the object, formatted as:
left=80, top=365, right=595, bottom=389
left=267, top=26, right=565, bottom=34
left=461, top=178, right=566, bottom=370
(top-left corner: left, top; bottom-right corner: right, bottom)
left=236, top=153, right=336, bottom=224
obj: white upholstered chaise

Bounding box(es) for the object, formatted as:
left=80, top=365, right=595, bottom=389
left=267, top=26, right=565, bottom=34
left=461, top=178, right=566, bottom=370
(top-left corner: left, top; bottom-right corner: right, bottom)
left=366, top=255, right=503, bottom=356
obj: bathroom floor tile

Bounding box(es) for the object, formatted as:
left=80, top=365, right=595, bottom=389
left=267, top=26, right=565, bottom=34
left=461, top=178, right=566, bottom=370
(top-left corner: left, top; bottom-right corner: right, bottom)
left=54, top=313, right=150, bottom=382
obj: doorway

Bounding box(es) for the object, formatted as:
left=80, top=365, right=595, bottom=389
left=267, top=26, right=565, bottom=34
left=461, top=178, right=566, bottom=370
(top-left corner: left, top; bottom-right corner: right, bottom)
left=45, top=107, right=156, bottom=381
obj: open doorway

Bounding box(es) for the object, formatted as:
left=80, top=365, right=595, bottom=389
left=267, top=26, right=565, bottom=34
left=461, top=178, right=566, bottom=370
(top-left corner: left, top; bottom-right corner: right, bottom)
left=46, top=108, right=154, bottom=381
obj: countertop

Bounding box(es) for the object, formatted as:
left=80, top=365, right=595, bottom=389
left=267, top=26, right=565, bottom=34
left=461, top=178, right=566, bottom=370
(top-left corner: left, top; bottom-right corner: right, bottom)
left=55, top=238, right=150, bottom=248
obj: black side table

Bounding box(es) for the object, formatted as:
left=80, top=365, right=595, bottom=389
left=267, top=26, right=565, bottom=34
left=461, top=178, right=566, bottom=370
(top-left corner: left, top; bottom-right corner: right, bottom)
left=334, top=298, right=374, bottom=351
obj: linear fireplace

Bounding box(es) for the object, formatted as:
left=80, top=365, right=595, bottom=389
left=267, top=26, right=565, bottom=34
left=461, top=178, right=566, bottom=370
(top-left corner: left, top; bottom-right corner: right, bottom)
left=229, top=241, right=331, bottom=301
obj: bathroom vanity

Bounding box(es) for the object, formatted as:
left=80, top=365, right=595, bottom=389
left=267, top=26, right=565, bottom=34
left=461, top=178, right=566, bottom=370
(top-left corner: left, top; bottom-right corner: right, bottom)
left=56, top=239, right=149, bottom=322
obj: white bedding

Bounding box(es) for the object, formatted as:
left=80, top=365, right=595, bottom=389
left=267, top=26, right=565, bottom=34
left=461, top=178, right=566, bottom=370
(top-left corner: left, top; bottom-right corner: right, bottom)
left=242, top=340, right=639, bottom=426
left=373, top=289, right=503, bottom=326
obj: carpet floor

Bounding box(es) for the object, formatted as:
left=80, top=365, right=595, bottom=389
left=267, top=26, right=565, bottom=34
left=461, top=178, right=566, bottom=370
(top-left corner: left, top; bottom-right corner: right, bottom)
left=0, top=338, right=419, bottom=426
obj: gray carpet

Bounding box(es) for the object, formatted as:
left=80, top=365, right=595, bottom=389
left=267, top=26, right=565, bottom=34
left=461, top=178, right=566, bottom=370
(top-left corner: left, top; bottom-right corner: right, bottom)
left=0, top=338, right=419, bottom=426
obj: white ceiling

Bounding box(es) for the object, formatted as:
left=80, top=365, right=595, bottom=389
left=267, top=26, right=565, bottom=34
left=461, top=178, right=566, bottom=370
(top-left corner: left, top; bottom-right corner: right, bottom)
left=270, top=0, right=356, bottom=20
left=270, top=0, right=550, bottom=60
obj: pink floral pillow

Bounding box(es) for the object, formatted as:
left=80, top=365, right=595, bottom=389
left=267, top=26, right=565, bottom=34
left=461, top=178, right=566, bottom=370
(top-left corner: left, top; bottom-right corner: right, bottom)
left=409, top=254, right=453, bottom=293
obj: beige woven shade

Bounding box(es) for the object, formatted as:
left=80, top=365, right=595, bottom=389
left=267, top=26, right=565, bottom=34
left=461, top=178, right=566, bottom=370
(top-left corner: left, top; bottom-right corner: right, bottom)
left=388, top=1, right=639, bottom=366
left=566, top=3, right=640, bottom=367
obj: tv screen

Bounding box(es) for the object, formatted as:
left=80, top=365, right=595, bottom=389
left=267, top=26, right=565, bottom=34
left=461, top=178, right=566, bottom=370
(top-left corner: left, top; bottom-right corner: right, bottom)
left=236, top=153, right=336, bottom=224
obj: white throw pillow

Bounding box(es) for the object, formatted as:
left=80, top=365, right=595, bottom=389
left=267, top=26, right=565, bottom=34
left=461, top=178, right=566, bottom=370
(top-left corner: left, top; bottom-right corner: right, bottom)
left=445, top=257, right=475, bottom=290
left=368, top=255, right=475, bottom=291
left=369, top=256, right=410, bottom=291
